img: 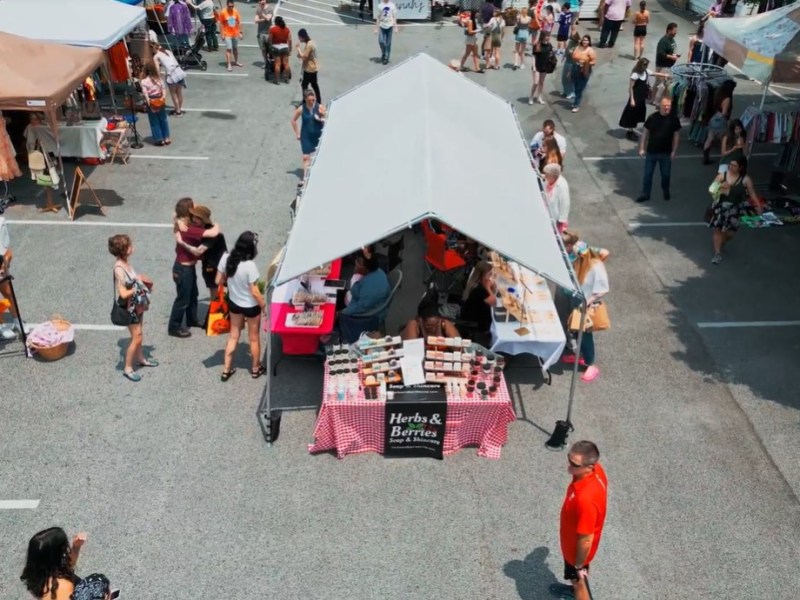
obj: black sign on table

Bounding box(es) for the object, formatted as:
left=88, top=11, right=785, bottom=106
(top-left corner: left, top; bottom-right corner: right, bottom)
left=384, top=384, right=447, bottom=460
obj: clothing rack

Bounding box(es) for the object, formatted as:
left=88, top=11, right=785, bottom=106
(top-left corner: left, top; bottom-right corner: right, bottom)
left=740, top=102, right=800, bottom=173
left=667, top=68, right=734, bottom=145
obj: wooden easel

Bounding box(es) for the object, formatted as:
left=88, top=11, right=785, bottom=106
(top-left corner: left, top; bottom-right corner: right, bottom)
left=38, top=187, right=60, bottom=214
left=68, top=167, right=105, bottom=221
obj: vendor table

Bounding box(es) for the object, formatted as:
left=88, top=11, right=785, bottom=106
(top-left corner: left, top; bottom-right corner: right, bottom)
left=490, top=263, right=566, bottom=371
left=270, top=259, right=342, bottom=355
left=309, top=365, right=516, bottom=459
left=27, top=119, right=107, bottom=159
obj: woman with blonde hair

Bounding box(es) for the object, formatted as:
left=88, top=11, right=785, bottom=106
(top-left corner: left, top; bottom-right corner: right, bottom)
left=108, top=234, right=155, bottom=382
left=513, top=7, right=532, bottom=70
left=561, top=230, right=609, bottom=382
left=460, top=261, right=497, bottom=345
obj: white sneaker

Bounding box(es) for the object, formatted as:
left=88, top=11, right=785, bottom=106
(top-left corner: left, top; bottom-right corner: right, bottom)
left=537, top=97, right=546, bottom=105
left=0, top=325, right=16, bottom=340
left=528, top=97, right=534, bottom=105
left=12, top=319, right=29, bottom=335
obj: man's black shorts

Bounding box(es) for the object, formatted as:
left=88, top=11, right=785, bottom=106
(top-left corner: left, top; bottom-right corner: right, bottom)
left=564, top=560, right=590, bottom=581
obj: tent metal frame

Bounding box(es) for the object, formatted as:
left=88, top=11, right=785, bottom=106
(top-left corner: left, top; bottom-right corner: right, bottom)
left=255, top=65, right=588, bottom=451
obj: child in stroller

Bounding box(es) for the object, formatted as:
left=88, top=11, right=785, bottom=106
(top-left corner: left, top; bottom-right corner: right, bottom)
left=177, top=29, right=208, bottom=71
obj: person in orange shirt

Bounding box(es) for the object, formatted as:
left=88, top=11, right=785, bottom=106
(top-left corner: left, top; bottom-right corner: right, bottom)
left=552, top=440, right=608, bottom=600
left=218, top=0, right=244, bottom=72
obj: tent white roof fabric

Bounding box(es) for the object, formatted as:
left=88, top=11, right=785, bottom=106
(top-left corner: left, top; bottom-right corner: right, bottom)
left=0, top=0, right=145, bottom=49
left=276, top=53, right=578, bottom=294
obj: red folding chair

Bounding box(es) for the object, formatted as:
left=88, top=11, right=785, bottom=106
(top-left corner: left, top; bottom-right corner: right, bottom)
left=422, top=220, right=467, bottom=293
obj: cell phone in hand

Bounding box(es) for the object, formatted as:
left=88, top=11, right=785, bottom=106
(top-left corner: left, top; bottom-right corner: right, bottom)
left=324, top=279, right=346, bottom=290
left=110, top=590, right=120, bottom=600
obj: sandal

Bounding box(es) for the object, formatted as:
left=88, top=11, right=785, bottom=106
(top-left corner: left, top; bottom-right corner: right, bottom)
left=221, top=368, right=237, bottom=382
left=138, top=359, right=159, bottom=367
left=164, top=139, right=172, bottom=145
left=251, top=365, right=266, bottom=379
left=123, top=371, right=142, bottom=382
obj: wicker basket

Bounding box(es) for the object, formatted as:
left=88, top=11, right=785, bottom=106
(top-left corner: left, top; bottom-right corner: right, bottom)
left=32, top=342, right=69, bottom=361
left=28, top=315, right=72, bottom=361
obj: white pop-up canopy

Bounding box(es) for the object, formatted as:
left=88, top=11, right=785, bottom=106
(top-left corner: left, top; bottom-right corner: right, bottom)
left=275, top=53, right=578, bottom=295
left=0, top=0, right=145, bottom=49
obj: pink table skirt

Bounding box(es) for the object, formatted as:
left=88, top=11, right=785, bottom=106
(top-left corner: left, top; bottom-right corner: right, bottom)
left=309, top=371, right=516, bottom=460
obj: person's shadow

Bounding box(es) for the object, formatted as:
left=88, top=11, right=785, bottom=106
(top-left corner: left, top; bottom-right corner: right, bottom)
left=503, top=546, right=560, bottom=600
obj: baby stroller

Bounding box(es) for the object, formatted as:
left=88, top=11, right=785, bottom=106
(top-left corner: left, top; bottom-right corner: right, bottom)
left=177, top=29, right=207, bottom=71
left=263, top=44, right=290, bottom=82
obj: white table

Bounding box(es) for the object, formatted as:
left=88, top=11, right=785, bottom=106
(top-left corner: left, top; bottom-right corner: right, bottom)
left=490, top=264, right=566, bottom=371
left=27, top=119, right=107, bottom=159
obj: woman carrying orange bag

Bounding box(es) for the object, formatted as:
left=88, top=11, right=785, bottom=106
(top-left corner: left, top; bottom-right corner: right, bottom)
left=561, top=231, right=610, bottom=383
left=140, top=63, right=171, bottom=146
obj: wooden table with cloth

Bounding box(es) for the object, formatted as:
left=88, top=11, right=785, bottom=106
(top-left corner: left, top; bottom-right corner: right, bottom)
left=309, top=363, right=517, bottom=459
left=26, top=119, right=108, bottom=159
left=488, top=254, right=567, bottom=373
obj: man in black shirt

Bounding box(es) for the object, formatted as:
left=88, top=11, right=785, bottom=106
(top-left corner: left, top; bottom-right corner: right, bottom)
left=636, top=98, right=681, bottom=203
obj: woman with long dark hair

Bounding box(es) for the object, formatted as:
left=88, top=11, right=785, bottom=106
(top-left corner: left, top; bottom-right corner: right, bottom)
left=20, top=527, right=86, bottom=600
left=570, top=35, right=597, bottom=113
left=268, top=16, right=292, bottom=84
left=707, top=156, right=760, bottom=265
left=216, top=231, right=266, bottom=381
left=459, top=10, right=483, bottom=72
left=717, top=118, right=745, bottom=173
left=619, top=57, right=651, bottom=139
left=296, top=28, right=321, bottom=102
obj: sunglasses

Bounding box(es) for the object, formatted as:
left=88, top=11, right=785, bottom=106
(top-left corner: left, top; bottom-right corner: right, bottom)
left=568, top=458, right=585, bottom=468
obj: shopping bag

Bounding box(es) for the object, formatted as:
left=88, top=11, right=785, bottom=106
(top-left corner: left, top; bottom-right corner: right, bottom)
left=206, top=285, right=230, bottom=336
left=568, top=308, right=592, bottom=332
left=588, top=302, right=610, bottom=332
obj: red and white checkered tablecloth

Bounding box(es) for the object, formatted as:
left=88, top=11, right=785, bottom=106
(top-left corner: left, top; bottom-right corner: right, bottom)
left=309, top=366, right=516, bottom=460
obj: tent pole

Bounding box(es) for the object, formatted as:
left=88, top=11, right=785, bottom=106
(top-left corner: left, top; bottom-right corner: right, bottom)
left=759, top=80, right=770, bottom=111
left=103, top=54, right=119, bottom=114
left=546, top=298, right=586, bottom=449
left=46, top=110, right=69, bottom=208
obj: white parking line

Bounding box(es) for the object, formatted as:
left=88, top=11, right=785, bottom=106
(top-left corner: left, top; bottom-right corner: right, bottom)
left=697, top=320, right=800, bottom=329
left=184, top=72, right=249, bottom=77
left=180, top=108, right=233, bottom=113
left=131, top=155, right=210, bottom=161
left=7, top=220, right=172, bottom=228
left=277, top=6, right=345, bottom=22
left=282, top=0, right=363, bottom=21
left=629, top=221, right=704, bottom=228
left=0, top=500, right=40, bottom=509
left=583, top=152, right=777, bottom=161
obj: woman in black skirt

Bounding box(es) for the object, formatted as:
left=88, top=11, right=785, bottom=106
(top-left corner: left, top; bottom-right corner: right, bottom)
left=619, top=58, right=651, bottom=140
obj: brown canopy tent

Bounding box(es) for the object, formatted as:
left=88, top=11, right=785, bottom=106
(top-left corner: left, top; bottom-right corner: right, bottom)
left=0, top=32, right=105, bottom=200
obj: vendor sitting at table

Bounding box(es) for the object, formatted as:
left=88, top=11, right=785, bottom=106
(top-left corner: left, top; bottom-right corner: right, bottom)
left=460, top=261, right=496, bottom=344
left=401, top=295, right=460, bottom=340
left=338, top=252, right=391, bottom=343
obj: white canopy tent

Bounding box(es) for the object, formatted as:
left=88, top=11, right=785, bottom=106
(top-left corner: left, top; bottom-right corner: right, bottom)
left=275, top=53, right=577, bottom=294
left=0, top=0, right=145, bottom=49
left=260, top=54, right=586, bottom=449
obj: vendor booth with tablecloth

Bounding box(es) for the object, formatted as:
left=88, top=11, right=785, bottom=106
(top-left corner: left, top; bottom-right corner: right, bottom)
left=257, top=54, right=588, bottom=459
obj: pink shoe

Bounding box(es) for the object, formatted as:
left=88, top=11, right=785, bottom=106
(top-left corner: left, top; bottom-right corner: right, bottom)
left=562, top=354, right=586, bottom=366
left=581, top=365, right=600, bottom=382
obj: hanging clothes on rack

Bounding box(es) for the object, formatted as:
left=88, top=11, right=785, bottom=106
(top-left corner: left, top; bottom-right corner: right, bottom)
left=740, top=104, right=800, bottom=173
left=0, top=112, right=22, bottom=183
left=667, top=73, right=732, bottom=145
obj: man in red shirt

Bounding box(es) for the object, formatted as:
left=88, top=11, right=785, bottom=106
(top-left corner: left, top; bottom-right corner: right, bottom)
left=552, top=440, right=608, bottom=600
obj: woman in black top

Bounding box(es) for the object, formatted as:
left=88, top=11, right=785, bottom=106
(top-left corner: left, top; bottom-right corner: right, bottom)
left=530, top=32, right=555, bottom=106
left=708, top=156, right=760, bottom=265
left=460, top=261, right=497, bottom=335
left=20, top=527, right=86, bottom=600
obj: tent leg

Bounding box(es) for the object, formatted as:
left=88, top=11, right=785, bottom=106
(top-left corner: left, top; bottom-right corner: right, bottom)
left=102, top=58, right=119, bottom=115
left=256, top=312, right=279, bottom=445
left=546, top=299, right=586, bottom=450
left=758, top=81, right=770, bottom=111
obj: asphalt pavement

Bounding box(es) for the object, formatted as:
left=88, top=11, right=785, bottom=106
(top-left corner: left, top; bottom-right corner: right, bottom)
left=1, top=2, right=799, bottom=599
